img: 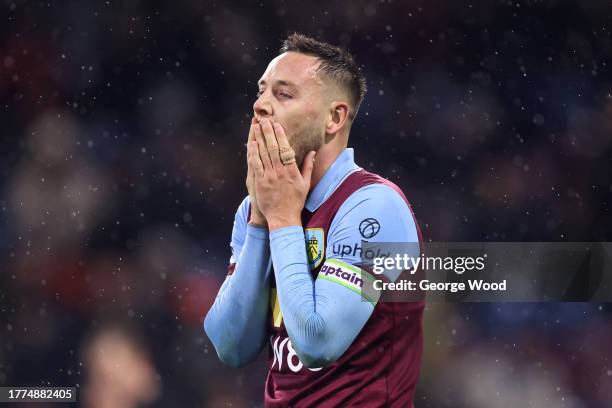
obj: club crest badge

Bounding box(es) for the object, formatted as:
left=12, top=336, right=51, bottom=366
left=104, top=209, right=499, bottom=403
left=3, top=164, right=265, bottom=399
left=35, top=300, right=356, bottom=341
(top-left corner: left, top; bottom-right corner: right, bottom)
left=305, top=228, right=325, bottom=270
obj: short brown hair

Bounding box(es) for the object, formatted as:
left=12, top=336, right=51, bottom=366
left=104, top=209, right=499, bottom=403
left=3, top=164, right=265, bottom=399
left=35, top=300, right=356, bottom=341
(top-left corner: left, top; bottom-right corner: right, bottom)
left=280, top=33, right=367, bottom=122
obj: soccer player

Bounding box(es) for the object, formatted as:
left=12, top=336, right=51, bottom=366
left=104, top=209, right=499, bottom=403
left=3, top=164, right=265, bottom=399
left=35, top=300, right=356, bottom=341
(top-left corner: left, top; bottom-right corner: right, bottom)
left=204, top=33, right=424, bottom=407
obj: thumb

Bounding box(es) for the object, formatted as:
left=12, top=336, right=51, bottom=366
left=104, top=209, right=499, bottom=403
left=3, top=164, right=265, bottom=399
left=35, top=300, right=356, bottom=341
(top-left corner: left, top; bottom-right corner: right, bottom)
left=300, top=151, right=317, bottom=186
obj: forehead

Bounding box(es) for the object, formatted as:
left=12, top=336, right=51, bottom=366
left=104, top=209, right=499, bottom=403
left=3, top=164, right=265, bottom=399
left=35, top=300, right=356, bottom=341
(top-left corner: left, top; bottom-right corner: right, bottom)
left=258, top=52, right=323, bottom=88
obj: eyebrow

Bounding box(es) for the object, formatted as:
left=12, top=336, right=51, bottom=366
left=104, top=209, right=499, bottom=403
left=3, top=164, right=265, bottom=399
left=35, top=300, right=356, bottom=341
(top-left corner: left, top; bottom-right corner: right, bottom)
left=257, top=79, right=298, bottom=88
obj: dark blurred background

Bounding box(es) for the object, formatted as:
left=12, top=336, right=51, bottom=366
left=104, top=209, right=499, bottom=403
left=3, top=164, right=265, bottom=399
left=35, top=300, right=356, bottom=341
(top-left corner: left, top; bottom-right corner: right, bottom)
left=1, top=0, right=611, bottom=407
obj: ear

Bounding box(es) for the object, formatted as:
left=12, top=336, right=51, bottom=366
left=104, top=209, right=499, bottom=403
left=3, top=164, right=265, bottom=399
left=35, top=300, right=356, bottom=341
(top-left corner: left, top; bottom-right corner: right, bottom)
left=325, top=101, right=349, bottom=135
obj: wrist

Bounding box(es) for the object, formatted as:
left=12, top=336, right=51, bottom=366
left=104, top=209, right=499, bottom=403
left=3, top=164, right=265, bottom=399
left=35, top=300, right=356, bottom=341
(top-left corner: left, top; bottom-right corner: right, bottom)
left=267, top=215, right=302, bottom=231
left=248, top=215, right=268, bottom=228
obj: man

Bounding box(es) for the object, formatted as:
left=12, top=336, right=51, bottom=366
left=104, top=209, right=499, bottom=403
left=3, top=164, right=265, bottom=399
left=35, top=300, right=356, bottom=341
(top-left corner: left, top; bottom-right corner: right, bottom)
left=204, top=33, right=424, bottom=407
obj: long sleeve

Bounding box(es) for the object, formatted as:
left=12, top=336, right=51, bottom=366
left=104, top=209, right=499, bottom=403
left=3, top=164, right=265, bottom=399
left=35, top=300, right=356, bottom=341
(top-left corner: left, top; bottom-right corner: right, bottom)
left=204, top=199, right=272, bottom=367
left=269, top=226, right=375, bottom=368
left=269, top=184, right=419, bottom=368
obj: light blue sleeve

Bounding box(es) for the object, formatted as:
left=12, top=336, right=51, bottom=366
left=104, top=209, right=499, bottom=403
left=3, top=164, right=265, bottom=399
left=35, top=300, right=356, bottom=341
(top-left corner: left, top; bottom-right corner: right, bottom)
left=269, top=184, right=419, bottom=368
left=228, top=196, right=250, bottom=264
left=204, top=196, right=272, bottom=367
left=327, top=184, right=420, bottom=281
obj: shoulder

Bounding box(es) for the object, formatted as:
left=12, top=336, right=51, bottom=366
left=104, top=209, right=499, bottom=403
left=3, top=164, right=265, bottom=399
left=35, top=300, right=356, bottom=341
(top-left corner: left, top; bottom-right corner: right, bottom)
left=337, top=181, right=414, bottom=223
left=328, top=180, right=419, bottom=245
left=326, top=181, right=420, bottom=269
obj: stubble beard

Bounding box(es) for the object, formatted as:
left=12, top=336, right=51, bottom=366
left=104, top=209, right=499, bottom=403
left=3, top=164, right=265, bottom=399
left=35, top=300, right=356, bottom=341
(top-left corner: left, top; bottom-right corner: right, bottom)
left=290, top=123, right=325, bottom=169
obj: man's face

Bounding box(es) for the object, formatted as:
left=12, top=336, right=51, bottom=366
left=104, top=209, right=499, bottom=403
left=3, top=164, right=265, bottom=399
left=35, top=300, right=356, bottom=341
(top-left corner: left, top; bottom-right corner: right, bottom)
left=253, top=52, right=327, bottom=167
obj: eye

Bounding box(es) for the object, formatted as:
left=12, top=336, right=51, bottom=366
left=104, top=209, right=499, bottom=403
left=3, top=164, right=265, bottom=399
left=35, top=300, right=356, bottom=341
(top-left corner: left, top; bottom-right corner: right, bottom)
left=256, top=90, right=264, bottom=98
left=278, top=91, right=292, bottom=99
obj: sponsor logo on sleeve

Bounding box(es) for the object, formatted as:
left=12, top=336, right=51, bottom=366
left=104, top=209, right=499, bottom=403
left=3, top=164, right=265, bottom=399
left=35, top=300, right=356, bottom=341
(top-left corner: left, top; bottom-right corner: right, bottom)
left=359, top=218, right=380, bottom=239
left=332, top=242, right=391, bottom=260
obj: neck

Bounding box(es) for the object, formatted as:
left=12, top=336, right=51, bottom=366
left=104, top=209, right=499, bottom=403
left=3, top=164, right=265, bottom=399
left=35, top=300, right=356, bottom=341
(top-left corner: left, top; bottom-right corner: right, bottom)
left=308, top=143, right=345, bottom=192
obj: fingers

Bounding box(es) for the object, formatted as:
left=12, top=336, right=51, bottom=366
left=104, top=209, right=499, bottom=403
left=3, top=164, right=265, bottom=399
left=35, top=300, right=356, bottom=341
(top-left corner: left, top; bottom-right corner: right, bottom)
left=246, top=119, right=257, bottom=178
left=259, top=118, right=281, bottom=168
left=247, top=121, right=256, bottom=177
left=273, top=122, right=292, bottom=151
left=250, top=118, right=295, bottom=173
left=248, top=118, right=257, bottom=143
left=247, top=138, right=264, bottom=178
left=300, top=150, right=316, bottom=186
left=272, top=122, right=297, bottom=168
left=253, top=124, right=273, bottom=171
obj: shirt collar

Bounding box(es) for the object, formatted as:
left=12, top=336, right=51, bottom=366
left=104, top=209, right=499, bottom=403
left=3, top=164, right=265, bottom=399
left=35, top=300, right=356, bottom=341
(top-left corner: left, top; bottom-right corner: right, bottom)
left=305, top=148, right=360, bottom=212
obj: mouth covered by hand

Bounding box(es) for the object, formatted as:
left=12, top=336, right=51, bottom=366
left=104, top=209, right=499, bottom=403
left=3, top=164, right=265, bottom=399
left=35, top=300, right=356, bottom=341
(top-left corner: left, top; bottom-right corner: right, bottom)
left=252, top=117, right=295, bottom=164
left=247, top=117, right=316, bottom=231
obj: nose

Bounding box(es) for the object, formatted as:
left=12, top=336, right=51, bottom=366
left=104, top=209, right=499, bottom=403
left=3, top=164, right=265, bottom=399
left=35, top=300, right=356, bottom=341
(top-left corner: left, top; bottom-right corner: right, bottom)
left=253, top=90, right=272, bottom=119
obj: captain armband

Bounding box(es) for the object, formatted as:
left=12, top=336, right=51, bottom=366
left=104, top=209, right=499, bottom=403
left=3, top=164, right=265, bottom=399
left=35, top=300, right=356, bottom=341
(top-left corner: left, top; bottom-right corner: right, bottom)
left=317, top=259, right=381, bottom=306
